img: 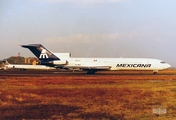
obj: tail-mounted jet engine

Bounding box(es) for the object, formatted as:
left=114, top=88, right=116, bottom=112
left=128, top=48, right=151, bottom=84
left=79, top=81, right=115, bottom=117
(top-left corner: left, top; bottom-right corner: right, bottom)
left=49, top=60, right=68, bottom=65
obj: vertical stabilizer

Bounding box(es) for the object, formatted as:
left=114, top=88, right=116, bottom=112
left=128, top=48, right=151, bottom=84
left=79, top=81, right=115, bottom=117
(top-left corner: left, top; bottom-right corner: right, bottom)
left=2, top=59, right=9, bottom=65
left=21, top=44, right=60, bottom=61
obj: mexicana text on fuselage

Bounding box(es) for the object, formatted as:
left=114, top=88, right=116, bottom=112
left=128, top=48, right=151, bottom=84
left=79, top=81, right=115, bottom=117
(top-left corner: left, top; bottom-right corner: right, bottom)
left=116, top=64, right=151, bottom=68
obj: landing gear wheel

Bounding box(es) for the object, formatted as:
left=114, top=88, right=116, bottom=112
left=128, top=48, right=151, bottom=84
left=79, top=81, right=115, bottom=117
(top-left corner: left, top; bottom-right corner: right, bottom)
left=87, top=70, right=96, bottom=74
left=153, top=72, right=157, bottom=75
left=153, top=70, right=158, bottom=75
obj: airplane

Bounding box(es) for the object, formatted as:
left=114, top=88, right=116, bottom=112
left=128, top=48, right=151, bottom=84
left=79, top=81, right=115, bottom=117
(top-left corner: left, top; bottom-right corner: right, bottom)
left=2, top=60, right=55, bottom=71
left=21, top=44, right=171, bottom=74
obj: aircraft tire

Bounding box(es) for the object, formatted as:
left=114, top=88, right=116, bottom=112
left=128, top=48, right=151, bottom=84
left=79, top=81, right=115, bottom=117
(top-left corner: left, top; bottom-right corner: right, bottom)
left=87, top=70, right=96, bottom=74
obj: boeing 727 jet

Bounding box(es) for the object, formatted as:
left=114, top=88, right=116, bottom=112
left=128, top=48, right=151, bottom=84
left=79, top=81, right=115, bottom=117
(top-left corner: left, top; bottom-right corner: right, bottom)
left=21, top=44, right=171, bottom=74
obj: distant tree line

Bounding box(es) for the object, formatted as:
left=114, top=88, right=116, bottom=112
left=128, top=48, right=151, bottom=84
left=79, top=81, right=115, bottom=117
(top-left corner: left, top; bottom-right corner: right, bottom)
left=6, top=56, right=25, bottom=64
left=0, top=56, right=37, bottom=67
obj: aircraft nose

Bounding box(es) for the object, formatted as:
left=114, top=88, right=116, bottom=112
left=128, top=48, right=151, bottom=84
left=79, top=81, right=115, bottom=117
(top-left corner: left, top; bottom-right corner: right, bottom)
left=165, top=63, right=171, bottom=69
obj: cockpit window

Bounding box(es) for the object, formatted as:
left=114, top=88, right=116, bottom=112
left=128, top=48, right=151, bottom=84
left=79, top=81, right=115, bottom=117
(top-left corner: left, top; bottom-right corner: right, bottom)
left=160, top=61, right=166, bottom=64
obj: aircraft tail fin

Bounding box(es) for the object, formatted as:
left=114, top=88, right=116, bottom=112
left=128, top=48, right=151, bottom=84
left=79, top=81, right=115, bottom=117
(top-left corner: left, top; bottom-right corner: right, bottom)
left=21, top=44, right=60, bottom=61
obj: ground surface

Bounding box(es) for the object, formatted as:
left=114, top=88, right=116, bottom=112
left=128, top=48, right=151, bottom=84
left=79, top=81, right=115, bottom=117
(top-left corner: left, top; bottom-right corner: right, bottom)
left=0, top=70, right=176, bottom=119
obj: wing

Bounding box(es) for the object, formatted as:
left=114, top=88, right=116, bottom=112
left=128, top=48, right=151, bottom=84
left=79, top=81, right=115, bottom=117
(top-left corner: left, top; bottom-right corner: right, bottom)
left=64, top=65, right=111, bottom=70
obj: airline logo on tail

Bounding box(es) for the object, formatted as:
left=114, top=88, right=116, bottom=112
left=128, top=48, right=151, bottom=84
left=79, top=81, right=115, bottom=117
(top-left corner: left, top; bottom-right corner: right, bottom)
left=21, top=44, right=60, bottom=61
left=39, top=48, right=48, bottom=59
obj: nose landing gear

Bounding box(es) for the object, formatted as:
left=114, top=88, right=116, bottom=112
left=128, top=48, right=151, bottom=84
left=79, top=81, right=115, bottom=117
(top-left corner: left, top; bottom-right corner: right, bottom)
left=153, top=70, right=158, bottom=74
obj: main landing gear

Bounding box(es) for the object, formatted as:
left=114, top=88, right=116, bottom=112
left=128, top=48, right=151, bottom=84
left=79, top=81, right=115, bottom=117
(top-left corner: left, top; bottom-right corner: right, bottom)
left=87, top=70, right=97, bottom=74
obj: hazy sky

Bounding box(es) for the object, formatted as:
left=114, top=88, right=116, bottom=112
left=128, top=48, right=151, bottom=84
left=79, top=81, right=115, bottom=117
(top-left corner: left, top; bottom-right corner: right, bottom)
left=1, top=0, right=176, bottom=66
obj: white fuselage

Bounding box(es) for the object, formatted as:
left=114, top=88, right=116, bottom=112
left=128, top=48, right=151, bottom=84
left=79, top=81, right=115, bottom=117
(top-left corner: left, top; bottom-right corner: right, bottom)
left=55, top=56, right=171, bottom=71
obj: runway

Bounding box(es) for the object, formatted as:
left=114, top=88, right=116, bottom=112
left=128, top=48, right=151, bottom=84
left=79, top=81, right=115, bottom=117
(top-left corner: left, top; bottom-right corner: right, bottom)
left=0, top=70, right=67, bottom=76
left=0, top=69, right=176, bottom=77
